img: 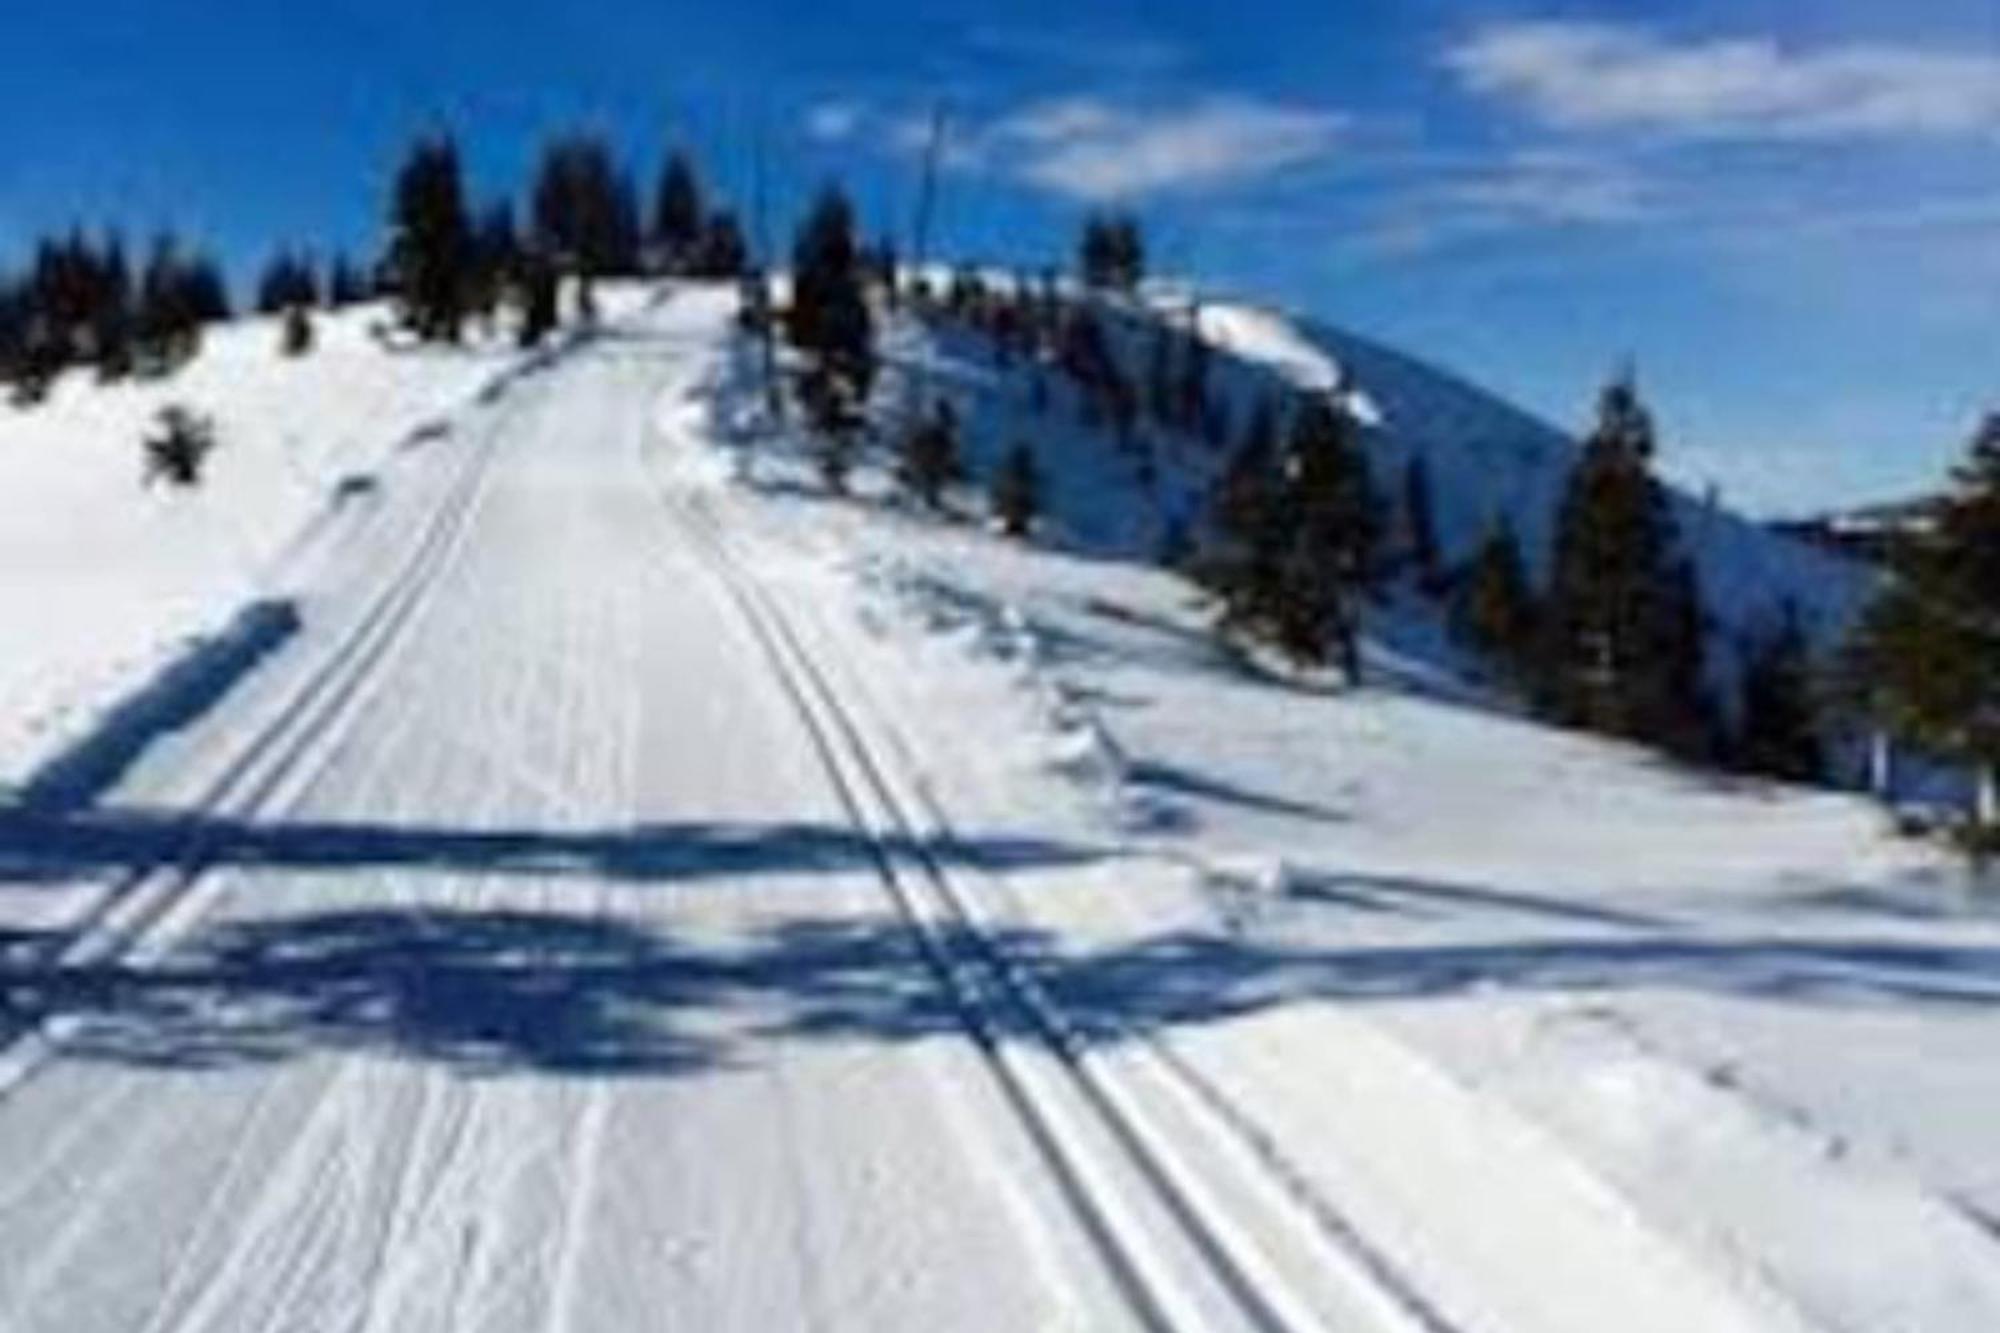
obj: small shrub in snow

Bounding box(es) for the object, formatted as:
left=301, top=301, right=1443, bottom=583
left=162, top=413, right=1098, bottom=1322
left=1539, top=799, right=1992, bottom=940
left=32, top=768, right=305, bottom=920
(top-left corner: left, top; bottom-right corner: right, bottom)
left=142, top=405, right=217, bottom=489
left=280, top=304, right=314, bottom=357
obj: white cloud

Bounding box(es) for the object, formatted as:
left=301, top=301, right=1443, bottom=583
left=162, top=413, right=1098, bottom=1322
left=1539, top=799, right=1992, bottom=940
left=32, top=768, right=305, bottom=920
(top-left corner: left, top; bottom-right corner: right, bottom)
left=1444, top=148, right=1655, bottom=226
left=961, top=96, right=1346, bottom=200
left=1364, top=148, right=1658, bottom=255
left=1445, top=21, right=2000, bottom=139
left=804, top=101, right=865, bottom=144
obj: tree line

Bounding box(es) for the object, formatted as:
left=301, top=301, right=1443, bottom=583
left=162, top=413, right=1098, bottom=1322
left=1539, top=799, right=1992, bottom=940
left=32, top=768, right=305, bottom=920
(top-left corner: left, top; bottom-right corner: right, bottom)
left=0, top=128, right=753, bottom=404
left=0, top=231, right=229, bottom=403
left=388, top=133, right=748, bottom=347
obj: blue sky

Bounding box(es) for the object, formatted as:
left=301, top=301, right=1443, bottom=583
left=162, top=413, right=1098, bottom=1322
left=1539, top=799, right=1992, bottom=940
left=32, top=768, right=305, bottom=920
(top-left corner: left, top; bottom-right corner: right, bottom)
left=2, top=0, right=1995, bottom=514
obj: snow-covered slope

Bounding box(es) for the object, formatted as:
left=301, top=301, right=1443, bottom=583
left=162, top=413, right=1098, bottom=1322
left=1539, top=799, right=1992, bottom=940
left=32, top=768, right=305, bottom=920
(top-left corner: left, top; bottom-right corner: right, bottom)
left=0, top=283, right=1994, bottom=1332
left=0, top=289, right=656, bottom=784
left=710, top=292, right=2000, bottom=1331
left=904, top=286, right=1871, bottom=721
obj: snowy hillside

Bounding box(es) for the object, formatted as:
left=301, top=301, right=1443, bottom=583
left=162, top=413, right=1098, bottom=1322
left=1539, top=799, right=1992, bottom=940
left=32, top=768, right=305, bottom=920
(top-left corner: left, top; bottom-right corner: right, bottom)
left=0, top=284, right=1995, bottom=1332
left=0, top=289, right=652, bottom=780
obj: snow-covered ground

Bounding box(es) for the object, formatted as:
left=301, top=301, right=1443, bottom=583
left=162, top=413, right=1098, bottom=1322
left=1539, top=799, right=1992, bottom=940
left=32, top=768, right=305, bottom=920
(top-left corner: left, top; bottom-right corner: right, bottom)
left=0, top=284, right=1995, bottom=1331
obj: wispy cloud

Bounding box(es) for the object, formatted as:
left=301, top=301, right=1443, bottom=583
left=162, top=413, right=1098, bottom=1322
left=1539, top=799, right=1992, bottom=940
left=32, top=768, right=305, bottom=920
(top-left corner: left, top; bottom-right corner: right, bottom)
left=1363, top=147, right=1658, bottom=255
left=941, top=96, right=1347, bottom=201
left=1445, top=21, right=2000, bottom=140
left=803, top=100, right=865, bottom=144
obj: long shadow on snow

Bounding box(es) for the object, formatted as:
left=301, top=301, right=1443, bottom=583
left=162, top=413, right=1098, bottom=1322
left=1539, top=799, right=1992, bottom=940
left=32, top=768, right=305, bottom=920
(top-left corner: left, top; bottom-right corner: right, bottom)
left=7, top=895, right=2000, bottom=1079
left=9, top=601, right=303, bottom=814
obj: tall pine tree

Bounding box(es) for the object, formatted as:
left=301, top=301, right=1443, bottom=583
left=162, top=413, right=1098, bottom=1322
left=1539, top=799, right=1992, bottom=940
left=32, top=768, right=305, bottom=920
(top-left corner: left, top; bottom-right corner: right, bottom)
left=1845, top=412, right=2000, bottom=835
left=1736, top=601, right=1826, bottom=783
left=1544, top=373, right=1713, bottom=756
left=388, top=136, right=472, bottom=343
left=1201, top=392, right=1379, bottom=679
left=652, top=150, right=704, bottom=273
left=788, top=185, right=875, bottom=489
left=1451, top=519, right=1541, bottom=690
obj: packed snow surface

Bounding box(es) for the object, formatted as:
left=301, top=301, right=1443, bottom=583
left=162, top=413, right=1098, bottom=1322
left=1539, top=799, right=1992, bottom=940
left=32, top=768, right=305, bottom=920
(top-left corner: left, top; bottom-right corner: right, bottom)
left=0, top=285, right=1994, bottom=1332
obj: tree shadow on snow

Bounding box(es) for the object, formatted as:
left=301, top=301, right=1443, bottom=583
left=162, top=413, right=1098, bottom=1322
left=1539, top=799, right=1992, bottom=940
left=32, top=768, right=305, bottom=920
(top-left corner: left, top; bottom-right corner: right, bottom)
left=5, top=868, right=1999, bottom=1081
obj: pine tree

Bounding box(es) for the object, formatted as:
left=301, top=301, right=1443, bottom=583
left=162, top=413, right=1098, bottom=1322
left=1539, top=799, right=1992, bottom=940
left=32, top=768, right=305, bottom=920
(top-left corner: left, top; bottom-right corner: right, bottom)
left=256, top=250, right=319, bottom=315
left=135, top=234, right=212, bottom=374
left=1736, top=601, right=1826, bottom=783
left=787, top=185, right=875, bottom=488
left=532, top=135, right=641, bottom=306
left=1200, top=392, right=1380, bottom=678
left=516, top=249, right=560, bottom=348
left=897, top=398, right=961, bottom=509
left=1200, top=394, right=1285, bottom=627
left=388, top=136, right=472, bottom=343
left=470, top=202, right=521, bottom=325
left=1276, top=394, right=1380, bottom=679
left=652, top=150, right=704, bottom=273
left=92, top=234, right=134, bottom=381
left=992, top=442, right=1041, bottom=537
left=1079, top=212, right=1145, bottom=291
left=1450, top=519, right=1541, bottom=689
left=1146, top=324, right=1176, bottom=425
left=1544, top=372, right=1713, bottom=755
left=326, top=254, right=371, bottom=308
left=1404, top=453, right=1442, bottom=591
left=1845, top=412, right=2000, bottom=839
left=694, top=211, right=748, bottom=279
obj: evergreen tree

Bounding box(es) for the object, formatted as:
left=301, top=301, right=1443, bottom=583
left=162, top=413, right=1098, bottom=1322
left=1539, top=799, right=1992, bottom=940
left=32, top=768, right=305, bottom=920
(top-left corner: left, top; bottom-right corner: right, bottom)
left=787, top=185, right=875, bottom=488
left=1736, top=601, right=1826, bottom=783
left=1200, top=391, right=1381, bottom=679
left=897, top=398, right=961, bottom=509
left=92, top=234, right=134, bottom=381
left=1277, top=394, right=1380, bottom=678
left=532, top=135, right=641, bottom=300
left=470, top=202, right=521, bottom=325
left=388, top=136, right=473, bottom=342
left=1404, top=453, right=1442, bottom=590
left=1450, top=519, right=1541, bottom=689
left=1079, top=211, right=1144, bottom=291
left=256, top=250, right=319, bottom=315
left=1544, top=372, right=1713, bottom=755
left=515, top=248, right=560, bottom=348
left=992, top=441, right=1042, bottom=538
left=135, top=234, right=209, bottom=373
left=1845, top=412, right=2000, bottom=836
left=326, top=254, right=371, bottom=308
left=694, top=211, right=748, bottom=279
left=1175, top=313, right=1211, bottom=432
left=1146, top=324, right=1176, bottom=425
left=651, top=150, right=704, bottom=273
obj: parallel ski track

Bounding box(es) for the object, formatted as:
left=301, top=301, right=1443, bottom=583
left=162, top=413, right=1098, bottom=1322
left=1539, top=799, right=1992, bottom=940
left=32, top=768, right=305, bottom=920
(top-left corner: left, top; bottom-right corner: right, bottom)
left=0, top=352, right=524, bottom=1101
left=662, top=479, right=1348, bottom=1333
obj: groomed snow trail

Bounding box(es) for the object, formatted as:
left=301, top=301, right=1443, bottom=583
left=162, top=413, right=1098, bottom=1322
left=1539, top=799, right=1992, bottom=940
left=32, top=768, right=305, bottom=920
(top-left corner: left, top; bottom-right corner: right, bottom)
left=0, top=291, right=1846, bottom=1333
left=0, top=300, right=1105, bottom=1332
left=0, top=293, right=1475, bottom=1333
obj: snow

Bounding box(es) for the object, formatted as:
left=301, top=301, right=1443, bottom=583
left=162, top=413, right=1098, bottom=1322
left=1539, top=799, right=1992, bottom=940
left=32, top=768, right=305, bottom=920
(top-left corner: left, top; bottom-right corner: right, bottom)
left=0, top=280, right=1995, bottom=1331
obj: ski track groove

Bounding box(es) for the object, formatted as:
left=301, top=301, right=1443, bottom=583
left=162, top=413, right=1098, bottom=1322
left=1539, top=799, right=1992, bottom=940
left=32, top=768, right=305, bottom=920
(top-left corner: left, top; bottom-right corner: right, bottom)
left=0, top=370, right=518, bottom=1107
left=144, top=648, right=469, bottom=1333
left=814, top=603, right=1469, bottom=1333
left=655, top=476, right=1339, bottom=1333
